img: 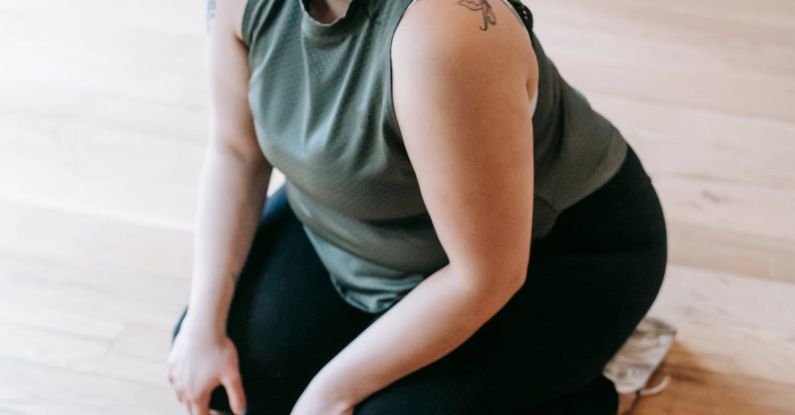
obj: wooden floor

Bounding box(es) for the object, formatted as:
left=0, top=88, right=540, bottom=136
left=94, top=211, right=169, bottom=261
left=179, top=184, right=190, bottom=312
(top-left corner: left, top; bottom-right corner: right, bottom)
left=0, top=0, right=793, bottom=413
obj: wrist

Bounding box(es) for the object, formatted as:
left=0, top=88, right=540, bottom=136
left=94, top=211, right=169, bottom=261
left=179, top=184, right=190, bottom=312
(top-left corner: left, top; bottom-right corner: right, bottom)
left=181, top=310, right=227, bottom=340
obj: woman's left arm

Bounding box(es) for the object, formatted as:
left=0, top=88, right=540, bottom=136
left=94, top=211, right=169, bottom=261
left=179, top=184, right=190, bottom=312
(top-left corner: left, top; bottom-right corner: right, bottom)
left=292, top=1, right=539, bottom=413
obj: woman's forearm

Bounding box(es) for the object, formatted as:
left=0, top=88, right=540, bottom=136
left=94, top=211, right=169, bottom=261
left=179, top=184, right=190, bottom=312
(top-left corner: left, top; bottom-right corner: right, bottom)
left=181, top=143, right=272, bottom=337
left=307, top=262, right=525, bottom=406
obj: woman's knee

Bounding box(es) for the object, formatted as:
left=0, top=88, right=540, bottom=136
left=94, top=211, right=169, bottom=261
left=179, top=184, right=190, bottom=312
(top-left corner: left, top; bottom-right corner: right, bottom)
left=354, top=385, right=475, bottom=415
left=353, top=351, right=498, bottom=415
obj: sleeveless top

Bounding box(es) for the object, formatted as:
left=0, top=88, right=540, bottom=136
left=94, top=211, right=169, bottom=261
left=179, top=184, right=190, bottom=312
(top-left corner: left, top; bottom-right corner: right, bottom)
left=241, top=0, right=628, bottom=313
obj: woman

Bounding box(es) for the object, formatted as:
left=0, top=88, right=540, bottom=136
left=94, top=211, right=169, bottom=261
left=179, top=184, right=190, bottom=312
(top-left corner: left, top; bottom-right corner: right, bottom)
left=167, top=0, right=668, bottom=414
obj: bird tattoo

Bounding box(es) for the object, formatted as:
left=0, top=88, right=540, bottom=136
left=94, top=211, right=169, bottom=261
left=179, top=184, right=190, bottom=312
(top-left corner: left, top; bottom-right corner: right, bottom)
left=456, top=0, right=497, bottom=31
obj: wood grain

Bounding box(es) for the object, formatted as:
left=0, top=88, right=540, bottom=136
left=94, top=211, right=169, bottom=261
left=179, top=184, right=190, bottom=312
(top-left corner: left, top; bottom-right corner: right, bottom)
left=0, top=0, right=793, bottom=413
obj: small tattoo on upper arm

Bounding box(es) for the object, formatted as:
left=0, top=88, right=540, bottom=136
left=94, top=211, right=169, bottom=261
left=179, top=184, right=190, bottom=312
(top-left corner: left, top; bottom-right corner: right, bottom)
left=231, top=271, right=240, bottom=284
left=456, top=0, right=497, bottom=31
left=206, top=0, right=217, bottom=33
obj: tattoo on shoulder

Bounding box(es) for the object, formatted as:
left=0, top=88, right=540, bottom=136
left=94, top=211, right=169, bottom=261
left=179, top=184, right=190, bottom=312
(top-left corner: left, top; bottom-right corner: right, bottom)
left=206, top=0, right=217, bottom=33
left=231, top=271, right=240, bottom=284
left=456, top=0, right=497, bottom=31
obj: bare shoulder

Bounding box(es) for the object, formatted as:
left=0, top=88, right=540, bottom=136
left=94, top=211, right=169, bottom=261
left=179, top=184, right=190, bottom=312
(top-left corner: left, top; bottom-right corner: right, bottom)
left=392, top=0, right=537, bottom=83
left=388, top=0, right=539, bottom=281
left=206, top=0, right=250, bottom=42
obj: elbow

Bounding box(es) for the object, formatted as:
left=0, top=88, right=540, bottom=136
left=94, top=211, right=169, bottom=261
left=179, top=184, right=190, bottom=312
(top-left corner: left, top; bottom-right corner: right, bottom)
left=506, top=269, right=527, bottom=294
left=483, top=268, right=526, bottom=307
left=452, top=261, right=528, bottom=298
left=493, top=257, right=531, bottom=293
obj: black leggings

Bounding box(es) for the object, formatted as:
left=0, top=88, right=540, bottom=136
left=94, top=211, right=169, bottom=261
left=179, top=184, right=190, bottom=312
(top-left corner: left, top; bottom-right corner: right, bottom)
left=171, top=143, right=668, bottom=414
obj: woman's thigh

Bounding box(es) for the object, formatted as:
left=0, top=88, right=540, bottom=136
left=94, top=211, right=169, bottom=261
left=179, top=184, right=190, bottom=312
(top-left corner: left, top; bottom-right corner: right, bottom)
left=355, top=145, right=668, bottom=415
left=353, top=247, right=665, bottom=415
left=171, top=184, right=375, bottom=414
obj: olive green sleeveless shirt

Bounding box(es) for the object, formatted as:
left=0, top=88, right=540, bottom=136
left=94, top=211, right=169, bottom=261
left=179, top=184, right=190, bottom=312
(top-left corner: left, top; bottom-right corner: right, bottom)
left=242, top=0, right=628, bottom=313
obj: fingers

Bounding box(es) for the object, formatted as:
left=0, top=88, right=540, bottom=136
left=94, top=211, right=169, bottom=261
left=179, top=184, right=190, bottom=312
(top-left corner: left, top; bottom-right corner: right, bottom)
left=169, top=370, right=211, bottom=415
left=221, top=371, right=248, bottom=415
left=168, top=366, right=188, bottom=412
left=193, top=398, right=212, bottom=415
left=187, top=390, right=211, bottom=415
left=181, top=394, right=192, bottom=415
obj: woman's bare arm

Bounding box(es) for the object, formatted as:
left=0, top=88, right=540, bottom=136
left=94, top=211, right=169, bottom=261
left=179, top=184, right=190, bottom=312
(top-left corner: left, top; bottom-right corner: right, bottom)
left=293, top=0, right=539, bottom=410
left=168, top=1, right=268, bottom=414
left=181, top=0, right=271, bottom=336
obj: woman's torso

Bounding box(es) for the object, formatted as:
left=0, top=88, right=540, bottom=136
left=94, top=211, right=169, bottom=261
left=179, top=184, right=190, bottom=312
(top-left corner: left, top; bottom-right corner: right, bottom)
left=241, top=0, right=628, bottom=313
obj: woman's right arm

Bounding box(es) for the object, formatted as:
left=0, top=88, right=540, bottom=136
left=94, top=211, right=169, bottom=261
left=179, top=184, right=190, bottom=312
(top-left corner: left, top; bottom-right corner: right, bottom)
left=182, top=0, right=269, bottom=349
left=168, top=1, right=269, bottom=414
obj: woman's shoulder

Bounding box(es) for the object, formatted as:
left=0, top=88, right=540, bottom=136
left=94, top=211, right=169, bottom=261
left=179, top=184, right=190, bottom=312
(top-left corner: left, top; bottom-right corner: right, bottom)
left=392, top=0, right=538, bottom=92
left=208, top=0, right=251, bottom=43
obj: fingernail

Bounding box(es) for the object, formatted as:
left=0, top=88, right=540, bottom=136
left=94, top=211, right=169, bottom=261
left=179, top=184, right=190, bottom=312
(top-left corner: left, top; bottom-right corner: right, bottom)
left=237, top=407, right=248, bottom=415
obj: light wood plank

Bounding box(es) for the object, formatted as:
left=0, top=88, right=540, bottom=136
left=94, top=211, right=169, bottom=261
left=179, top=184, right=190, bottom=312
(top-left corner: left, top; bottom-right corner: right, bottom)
left=1, top=0, right=794, bottom=413
left=635, top=364, right=795, bottom=415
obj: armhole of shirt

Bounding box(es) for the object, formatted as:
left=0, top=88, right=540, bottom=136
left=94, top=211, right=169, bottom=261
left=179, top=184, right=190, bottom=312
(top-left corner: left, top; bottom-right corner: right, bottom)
left=500, top=0, right=540, bottom=116
left=240, top=0, right=257, bottom=48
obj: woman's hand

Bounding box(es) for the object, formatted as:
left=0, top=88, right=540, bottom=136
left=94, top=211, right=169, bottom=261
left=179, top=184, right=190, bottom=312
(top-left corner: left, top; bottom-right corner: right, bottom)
left=167, top=324, right=248, bottom=415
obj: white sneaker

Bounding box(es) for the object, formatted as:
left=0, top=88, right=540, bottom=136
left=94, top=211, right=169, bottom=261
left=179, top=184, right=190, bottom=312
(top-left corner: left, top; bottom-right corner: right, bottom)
left=602, top=315, right=677, bottom=396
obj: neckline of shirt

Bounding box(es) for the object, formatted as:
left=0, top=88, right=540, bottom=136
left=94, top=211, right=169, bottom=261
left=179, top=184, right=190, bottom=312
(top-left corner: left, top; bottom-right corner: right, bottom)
left=298, top=0, right=367, bottom=38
